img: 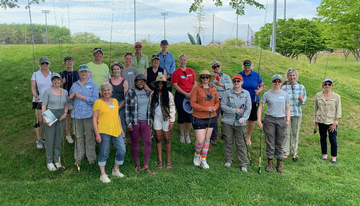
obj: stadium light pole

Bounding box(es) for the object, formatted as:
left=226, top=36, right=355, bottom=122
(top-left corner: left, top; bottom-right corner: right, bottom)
left=160, top=12, right=168, bottom=39
left=41, top=10, right=50, bottom=44
left=284, top=0, right=286, bottom=19
left=272, top=0, right=277, bottom=53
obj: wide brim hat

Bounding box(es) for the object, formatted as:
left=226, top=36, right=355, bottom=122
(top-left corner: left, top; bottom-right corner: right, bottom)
left=182, top=98, right=193, bottom=114
left=195, top=70, right=215, bottom=83
left=150, top=74, right=172, bottom=88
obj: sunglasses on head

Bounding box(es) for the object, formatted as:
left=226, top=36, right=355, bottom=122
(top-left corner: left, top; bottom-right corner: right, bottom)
left=41, top=62, right=49, bottom=65
left=323, top=83, right=332, bottom=86
left=212, top=65, right=220, bottom=69
left=79, top=65, right=88, bottom=70
left=272, top=79, right=282, bottom=83
left=94, top=47, right=102, bottom=50
left=200, top=75, right=210, bottom=79
left=243, top=63, right=251, bottom=66
left=233, top=80, right=241, bottom=83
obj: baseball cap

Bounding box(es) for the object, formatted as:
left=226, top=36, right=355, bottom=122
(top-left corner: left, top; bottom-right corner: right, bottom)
left=135, top=42, right=142, bottom=47
left=135, top=74, right=147, bottom=82
left=322, top=78, right=333, bottom=84
left=232, top=74, right=243, bottom=81
left=151, top=54, right=160, bottom=61
left=272, top=74, right=283, bottom=81
left=64, top=56, right=74, bottom=62
left=92, top=47, right=104, bottom=55
left=211, top=60, right=221, bottom=67
left=160, top=40, right=169, bottom=45
left=51, top=73, right=61, bottom=80
left=39, top=57, right=50, bottom=64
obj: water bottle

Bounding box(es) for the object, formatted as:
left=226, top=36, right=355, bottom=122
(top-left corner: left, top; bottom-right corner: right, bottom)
left=235, top=104, right=245, bottom=120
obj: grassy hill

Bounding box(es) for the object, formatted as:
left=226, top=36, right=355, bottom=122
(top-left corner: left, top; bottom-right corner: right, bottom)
left=0, top=43, right=359, bottom=205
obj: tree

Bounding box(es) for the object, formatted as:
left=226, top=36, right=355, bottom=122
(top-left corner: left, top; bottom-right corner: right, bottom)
left=0, top=0, right=44, bottom=9
left=72, top=32, right=102, bottom=44
left=190, top=0, right=264, bottom=15
left=254, top=18, right=326, bottom=63
left=317, top=0, right=360, bottom=62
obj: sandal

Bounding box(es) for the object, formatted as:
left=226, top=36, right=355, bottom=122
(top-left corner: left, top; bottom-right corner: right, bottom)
left=293, top=155, right=299, bottom=162
left=143, top=167, right=156, bottom=175
left=157, top=162, right=163, bottom=170
left=135, top=165, right=141, bottom=173
left=166, top=161, right=172, bottom=169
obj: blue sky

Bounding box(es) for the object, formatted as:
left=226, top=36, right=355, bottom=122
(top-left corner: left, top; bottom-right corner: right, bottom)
left=0, top=0, right=322, bottom=44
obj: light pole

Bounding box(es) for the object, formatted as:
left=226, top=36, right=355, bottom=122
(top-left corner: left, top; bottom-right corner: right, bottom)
left=41, top=10, right=50, bottom=44
left=160, top=12, right=168, bottom=39
left=272, top=0, right=277, bottom=53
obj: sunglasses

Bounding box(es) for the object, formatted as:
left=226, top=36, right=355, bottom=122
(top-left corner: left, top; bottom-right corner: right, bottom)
left=200, top=75, right=211, bottom=79
left=243, top=63, right=251, bottom=66
left=212, top=65, right=220, bottom=69
left=323, top=83, right=332, bottom=86
left=135, top=46, right=142, bottom=48
left=272, top=80, right=282, bottom=83
left=233, top=80, right=241, bottom=83
left=41, top=62, right=49, bottom=65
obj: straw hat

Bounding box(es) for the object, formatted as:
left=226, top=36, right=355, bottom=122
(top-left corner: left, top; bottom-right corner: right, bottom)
left=195, top=70, right=215, bottom=83
left=150, top=74, right=172, bottom=88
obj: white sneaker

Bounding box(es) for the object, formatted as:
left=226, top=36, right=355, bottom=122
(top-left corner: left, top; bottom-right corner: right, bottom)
left=180, top=134, right=185, bottom=143
left=193, top=153, right=200, bottom=166
left=37, top=139, right=44, bottom=149
left=224, top=162, right=232, bottom=168
left=201, top=159, right=210, bottom=169
left=47, top=163, right=56, bottom=171
left=100, top=174, right=111, bottom=183
left=112, top=170, right=125, bottom=178
left=241, top=167, right=248, bottom=173
left=185, top=134, right=191, bottom=144
left=66, top=136, right=74, bottom=144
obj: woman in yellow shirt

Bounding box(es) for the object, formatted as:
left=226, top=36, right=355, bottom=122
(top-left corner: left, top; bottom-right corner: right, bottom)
left=93, top=83, right=126, bottom=183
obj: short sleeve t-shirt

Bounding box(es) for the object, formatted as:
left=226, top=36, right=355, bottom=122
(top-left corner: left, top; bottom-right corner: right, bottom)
left=31, top=70, right=53, bottom=102
left=87, top=62, right=109, bottom=92
left=121, top=68, right=139, bottom=89
left=61, top=70, right=79, bottom=93
left=261, top=90, right=290, bottom=117
left=135, top=89, right=149, bottom=120
left=238, top=70, right=263, bottom=103
left=93, top=98, right=122, bottom=137
left=42, top=88, right=68, bottom=109
left=171, top=68, right=196, bottom=93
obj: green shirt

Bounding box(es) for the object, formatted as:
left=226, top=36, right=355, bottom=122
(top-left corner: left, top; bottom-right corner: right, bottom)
left=132, top=53, right=149, bottom=74
left=87, top=62, right=109, bottom=92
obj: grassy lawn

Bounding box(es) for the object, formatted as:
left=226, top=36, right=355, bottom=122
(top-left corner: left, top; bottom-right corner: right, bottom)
left=0, top=44, right=359, bottom=205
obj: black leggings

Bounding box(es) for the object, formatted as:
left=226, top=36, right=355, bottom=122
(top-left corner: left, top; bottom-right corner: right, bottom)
left=174, top=92, right=192, bottom=123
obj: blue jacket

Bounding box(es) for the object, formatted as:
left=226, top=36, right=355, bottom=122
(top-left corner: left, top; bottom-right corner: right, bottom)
left=158, top=51, right=175, bottom=76
left=69, top=79, right=99, bottom=119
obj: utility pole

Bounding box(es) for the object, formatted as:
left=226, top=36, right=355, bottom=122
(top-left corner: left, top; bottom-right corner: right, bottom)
left=272, top=0, right=277, bottom=53
left=160, top=12, right=168, bottom=39
left=41, top=10, right=50, bottom=44
left=134, top=0, right=136, bottom=43
left=284, top=0, right=286, bottom=19
left=236, top=15, right=239, bottom=46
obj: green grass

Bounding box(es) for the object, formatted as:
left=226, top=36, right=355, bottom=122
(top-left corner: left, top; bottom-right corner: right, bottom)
left=0, top=44, right=360, bottom=205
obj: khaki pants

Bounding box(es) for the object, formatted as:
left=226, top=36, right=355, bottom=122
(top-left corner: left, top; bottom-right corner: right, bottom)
left=73, top=118, right=96, bottom=163
left=283, top=116, right=302, bottom=156
left=222, top=123, right=249, bottom=167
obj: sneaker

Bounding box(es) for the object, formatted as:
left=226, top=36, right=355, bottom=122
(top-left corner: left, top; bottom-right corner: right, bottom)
left=201, top=159, right=210, bottom=169
left=66, top=136, right=74, bottom=144
left=37, top=139, right=44, bottom=149
left=224, top=162, right=232, bottom=168
left=47, top=163, right=56, bottom=171
left=55, top=163, right=65, bottom=170
left=193, top=152, right=200, bottom=166
left=180, top=134, right=185, bottom=143
left=185, top=134, right=191, bottom=144
left=112, top=170, right=125, bottom=178
left=210, top=139, right=217, bottom=146
left=100, top=174, right=111, bottom=183
left=241, top=167, right=248, bottom=172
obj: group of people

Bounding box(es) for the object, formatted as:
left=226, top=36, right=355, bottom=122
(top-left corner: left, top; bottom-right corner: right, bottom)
left=31, top=40, right=341, bottom=183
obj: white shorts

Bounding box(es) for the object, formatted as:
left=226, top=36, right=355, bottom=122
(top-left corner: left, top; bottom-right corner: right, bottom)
left=153, top=116, right=170, bottom=131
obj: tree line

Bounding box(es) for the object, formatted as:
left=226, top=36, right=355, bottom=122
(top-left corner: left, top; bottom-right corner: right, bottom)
left=0, top=23, right=106, bottom=45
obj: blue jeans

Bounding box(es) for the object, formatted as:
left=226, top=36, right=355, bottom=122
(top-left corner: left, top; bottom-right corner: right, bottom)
left=119, top=107, right=127, bottom=135
left=98, top=133, right=126, bottom=167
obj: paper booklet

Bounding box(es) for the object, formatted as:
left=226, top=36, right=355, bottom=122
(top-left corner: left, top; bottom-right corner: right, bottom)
left=42, top=109, right=58, bottom=126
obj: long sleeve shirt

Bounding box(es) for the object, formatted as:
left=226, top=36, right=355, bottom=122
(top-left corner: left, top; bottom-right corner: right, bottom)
left=281, top=82, right=306, bottom=117
left=314, top=91, right=341, bottom=125
left=210, top=71, right=233, bottom=100
left=190, top=84, right=220, bottom=119
left=221, top=89, right=252, bottom=126
left=158, top=51, right=175, bottom=76
left=125, top=88, right=152, bottom=127
left=69, top=79, right=99, bottom=119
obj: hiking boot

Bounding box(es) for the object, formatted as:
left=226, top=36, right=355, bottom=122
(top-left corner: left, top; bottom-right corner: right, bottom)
left=180, top=134, right=185, bottom=143
left=266, top=159, right=273, bottom=173
left=193, top=152, right=200, bottom=166
left=201, top=159, right=210, bottom=169
left=276, top=159, right=284, bottom=174
left=185, top=134, right=191, bottom=144
left=36, top=139, right=44, bottom=149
